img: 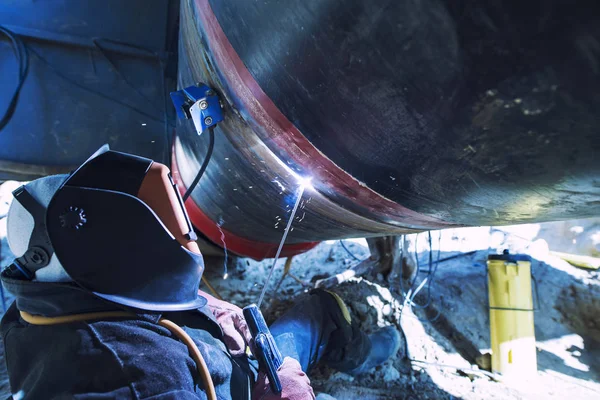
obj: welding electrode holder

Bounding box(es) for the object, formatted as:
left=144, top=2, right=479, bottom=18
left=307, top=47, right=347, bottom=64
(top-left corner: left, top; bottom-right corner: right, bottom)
left=243, top=304, right=283, bottom=394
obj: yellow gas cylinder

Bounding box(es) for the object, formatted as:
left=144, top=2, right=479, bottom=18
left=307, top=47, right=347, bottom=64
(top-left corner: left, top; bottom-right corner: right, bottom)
left=487, top=251, right=537, bottom=378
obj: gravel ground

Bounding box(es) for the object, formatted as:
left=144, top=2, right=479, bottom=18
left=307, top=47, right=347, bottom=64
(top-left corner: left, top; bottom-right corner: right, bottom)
left=1, top=180, right=599, bottom=399
left=206, top=225, right=600, bottom=399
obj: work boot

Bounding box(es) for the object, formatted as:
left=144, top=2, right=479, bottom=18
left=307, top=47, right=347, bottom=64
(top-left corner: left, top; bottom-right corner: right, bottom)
left=346, top=326, right=402, bottom=375
left=316, top=290, right=403, bottom=374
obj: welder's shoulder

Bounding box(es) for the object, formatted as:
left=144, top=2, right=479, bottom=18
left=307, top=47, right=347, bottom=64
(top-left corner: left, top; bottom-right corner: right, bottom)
left=1, top=307, right=207, bottom=399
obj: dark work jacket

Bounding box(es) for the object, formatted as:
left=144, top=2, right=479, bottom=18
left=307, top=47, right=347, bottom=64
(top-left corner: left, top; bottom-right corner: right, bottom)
left=0, top=275, right=257, bottom=399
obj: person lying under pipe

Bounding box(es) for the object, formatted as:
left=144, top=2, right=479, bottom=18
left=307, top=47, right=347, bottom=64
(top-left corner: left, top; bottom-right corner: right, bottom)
left=0, top=146, right=400, bottom=400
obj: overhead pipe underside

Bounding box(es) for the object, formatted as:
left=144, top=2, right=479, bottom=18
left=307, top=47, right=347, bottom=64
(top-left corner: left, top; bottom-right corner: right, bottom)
left=173, top=0, right=600, bottom=259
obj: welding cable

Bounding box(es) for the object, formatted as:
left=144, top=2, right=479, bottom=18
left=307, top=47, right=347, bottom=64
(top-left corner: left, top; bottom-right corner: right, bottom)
left=398, top=235, right=412, bottom=314
left=417, top=250, right=477, bottom=268
left=91, top=36, right=173, bottom=165
left=24, top=38, right=173, bottom=163
left=183, top=126, right=215, bottom=201
left=26, top=45, right=170, bottom=126
left=399, top=233, right=421, bottom=310
left=91, top=38, right=163, bottom=114
left=399, top=233, right=423, bottom=312
left=340, top=240, right=362, bottom=261
left=19, top=310, right=217, bottom=400
left=410, top=231, right=442, bottom=309
left=0, top=26, right=29, bottom=132
left=398, top=232, right=444, bottom=324
left=406, top=232, right=431, bottom=306
left=158, top=319, right=217, bottom=400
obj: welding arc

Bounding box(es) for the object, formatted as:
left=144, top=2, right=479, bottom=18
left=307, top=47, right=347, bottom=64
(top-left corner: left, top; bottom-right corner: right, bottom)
left=183, top=127, right=215, bottom=201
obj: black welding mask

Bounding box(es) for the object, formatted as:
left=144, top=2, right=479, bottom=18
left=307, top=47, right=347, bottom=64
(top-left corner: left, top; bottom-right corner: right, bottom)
left=6, top=145, right=206, bottom=311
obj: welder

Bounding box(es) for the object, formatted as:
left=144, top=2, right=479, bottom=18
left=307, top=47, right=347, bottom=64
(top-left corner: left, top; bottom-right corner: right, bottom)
left=1, top=146, right=400, bottom=400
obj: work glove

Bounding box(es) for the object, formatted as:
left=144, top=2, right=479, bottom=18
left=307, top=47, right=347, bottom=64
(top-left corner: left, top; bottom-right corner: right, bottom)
left=199, top=290, right=254, bottom=357
left=200, top=292, right=315, bottom=399
left=252, top=357, right=315, bottom=400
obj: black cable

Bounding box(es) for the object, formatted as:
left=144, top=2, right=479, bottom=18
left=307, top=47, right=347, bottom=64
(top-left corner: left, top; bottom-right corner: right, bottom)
left=91, top=38, right=163, bottom=113
left=412, top=232, right=443, bottom=309
left=183, top=127, right=215, bottom=201
left=398, top=234, right=411, bottom=308
left=0, top=26, right=29, bottom=132
left=397, top=234, right=443, bottom=323
left=408, top=233, right=421, bottom=293
left=91, top=37, right=173, bottom=163
left=484, top=262, right=542, bottom=312
left=1, top=30, right=172, bottom=129
left=398, top=235, right=405, bottom=293
left=340, top=240, right=361, bottom=261
left=418, top=232, right=442, bottom=306
left=429, top=231, right=433, bottom=273
left=402, top=231, right=442, bottom=313
left=2, top=29, right=174, bottom=169
left=25, top=45, right=172, bottom=126
left=161, top=59, right=172, bottom=166
left=409, top=232, right=432, bottom=309
left=417, top=250, right=477, bottom=270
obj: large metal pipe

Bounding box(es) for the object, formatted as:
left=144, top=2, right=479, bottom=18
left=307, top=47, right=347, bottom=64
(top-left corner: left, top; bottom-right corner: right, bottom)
left=173, top=0, right=600, bottom=259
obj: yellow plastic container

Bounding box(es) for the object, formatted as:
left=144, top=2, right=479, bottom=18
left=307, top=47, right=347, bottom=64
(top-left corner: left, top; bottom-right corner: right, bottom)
left=488, top=252, right=537, bottom=378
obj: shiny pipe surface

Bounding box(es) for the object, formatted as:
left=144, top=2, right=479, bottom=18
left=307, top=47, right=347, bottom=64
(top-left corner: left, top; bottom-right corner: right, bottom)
left=174, top=0, right=600, bottom=259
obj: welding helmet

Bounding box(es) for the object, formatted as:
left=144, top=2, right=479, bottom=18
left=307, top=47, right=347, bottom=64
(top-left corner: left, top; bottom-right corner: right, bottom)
left=5, top=145, right=206, bottom=311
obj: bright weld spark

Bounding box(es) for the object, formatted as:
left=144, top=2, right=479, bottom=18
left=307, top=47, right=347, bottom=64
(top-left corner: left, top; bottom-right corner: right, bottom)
left=271, top=153, right=314, bottom=191
left=297, top=176, right=314, bottom=190
left=272, top=179, right=286, bottom=192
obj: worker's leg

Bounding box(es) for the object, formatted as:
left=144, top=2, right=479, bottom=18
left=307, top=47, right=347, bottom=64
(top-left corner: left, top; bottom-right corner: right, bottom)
left=269, top=289, right=400, bottom=373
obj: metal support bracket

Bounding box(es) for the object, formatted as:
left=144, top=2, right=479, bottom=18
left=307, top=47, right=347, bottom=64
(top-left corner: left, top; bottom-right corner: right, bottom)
left=170, top=84, right=223, bottom=135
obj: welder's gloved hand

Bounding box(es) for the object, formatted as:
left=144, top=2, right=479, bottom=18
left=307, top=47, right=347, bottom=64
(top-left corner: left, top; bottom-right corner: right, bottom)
left=199, top=290, right=253, bottom=357
left=252, top=357, right=315, bottom=400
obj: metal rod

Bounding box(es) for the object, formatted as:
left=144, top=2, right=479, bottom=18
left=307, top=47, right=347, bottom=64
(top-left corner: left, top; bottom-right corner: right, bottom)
left=257, top=183, right=307, bottom=308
